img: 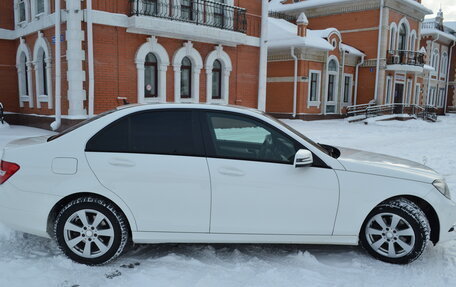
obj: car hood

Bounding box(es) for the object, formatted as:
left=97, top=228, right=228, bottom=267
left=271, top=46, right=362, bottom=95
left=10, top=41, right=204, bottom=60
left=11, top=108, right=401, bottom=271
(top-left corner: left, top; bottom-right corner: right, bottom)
left=336, top=147, right=441, bottom=183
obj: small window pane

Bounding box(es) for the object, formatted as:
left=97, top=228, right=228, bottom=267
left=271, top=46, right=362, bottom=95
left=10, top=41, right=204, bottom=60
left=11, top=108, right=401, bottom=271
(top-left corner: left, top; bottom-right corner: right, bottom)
left=212, top=60, right=222, bottom=100
left=37, top=0, right=45, bottom=14
left=181, top=57, right=192, bottom=99
left=19, top=1, right=26, bottom=22
left=42, top=50, right=47, bottom=95
left=145, top=53, right=158, bottom=98
left=310, top=73, right=319, bottom=101
left=206, top=113, right=298, bottom=164
left=343, top=76, right=351, bottom=103
left=328, top=60, right=338, bottom=72
left=328, top=75, right=335, bottom=101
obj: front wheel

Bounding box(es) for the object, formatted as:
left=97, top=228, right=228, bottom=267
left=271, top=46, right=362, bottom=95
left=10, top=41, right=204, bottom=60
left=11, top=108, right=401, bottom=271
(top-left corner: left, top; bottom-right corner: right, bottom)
left=360, top=198, right=430, bottom=264
left=54, top=197, right=130, bottom=265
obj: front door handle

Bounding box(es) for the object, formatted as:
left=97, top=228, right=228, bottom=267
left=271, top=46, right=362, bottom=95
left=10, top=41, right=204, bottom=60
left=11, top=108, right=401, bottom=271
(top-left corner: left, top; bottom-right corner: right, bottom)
left=218, top=167, right=245, bottom=177
left=108, top=158, right=136, bottom=167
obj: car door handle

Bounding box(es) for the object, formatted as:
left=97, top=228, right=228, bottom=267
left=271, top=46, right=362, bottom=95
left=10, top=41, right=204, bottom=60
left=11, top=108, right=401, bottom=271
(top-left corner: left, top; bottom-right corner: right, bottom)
left=108, top=158, right=136, bottom=167
left=218, top=167, right=245, bottom=177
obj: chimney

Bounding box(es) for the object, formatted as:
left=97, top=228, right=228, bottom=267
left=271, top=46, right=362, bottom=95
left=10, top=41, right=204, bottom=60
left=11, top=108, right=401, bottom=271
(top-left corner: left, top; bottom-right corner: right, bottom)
left=297, top=12, right=309, bottom=37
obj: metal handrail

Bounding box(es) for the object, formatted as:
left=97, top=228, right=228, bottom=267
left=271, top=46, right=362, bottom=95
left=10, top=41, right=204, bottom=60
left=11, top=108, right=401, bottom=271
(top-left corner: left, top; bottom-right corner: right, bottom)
left=386, top=50, right=425, bottom=66
left=346, top=103, right=438, bottom=122
left=129, top=0, right=247, bottom=34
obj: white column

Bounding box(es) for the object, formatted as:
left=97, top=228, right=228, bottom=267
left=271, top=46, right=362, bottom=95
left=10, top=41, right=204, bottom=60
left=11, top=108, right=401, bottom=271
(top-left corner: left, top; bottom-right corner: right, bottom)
left=222, top=69, right=230, bottom=104
left=65, top=0, right=86, bottom=117
left=26, top=61, right=34, bottom=108
left=158, top=64, right=168, bottom=103
left=136, top=62, right=145, bottom=103
left=34, top=61, right=42, bottom=109
left=174, top=65, right=181, bottom=103
left=45, top=57, right=53, bottom=109
left=192, top=69, right=201, bottom=103
left=206, top=69, right=212, bottom=102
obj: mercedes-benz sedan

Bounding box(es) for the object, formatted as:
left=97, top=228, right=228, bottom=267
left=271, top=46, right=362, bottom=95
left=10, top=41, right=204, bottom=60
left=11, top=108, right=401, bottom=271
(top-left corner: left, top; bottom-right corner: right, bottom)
left=0, top=104, right=455, bottom=265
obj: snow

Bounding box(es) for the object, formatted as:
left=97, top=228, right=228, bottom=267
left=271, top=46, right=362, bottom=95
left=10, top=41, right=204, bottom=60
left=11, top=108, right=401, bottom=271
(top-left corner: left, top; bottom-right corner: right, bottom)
left=269, top=0, right=433, bottom=15
left=1, top=116, right=456, bottom=286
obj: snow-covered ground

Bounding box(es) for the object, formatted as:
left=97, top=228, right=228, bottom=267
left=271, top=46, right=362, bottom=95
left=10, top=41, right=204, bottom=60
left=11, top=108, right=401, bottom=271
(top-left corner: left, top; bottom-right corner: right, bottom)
left=1, top=116, right=456, bottom=287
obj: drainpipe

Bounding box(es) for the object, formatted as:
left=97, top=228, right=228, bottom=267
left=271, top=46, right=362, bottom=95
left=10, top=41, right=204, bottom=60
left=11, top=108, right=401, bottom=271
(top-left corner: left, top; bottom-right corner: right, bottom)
left=257, top=0, right=269, bottom=111
left=374, top=0, right=384, bottom=103
left=444, top=40, right=455, bottom=113
left=291, top=47, right=298, bottom=118
left=340, top=48, right=346, bottom=110
left=87, top=0, right=95, bottom=117
left=354, top=54, right=365, bottom=105
left=51, top=0, right=61, bottom=131
left=426, top=34, right=440, bottom=106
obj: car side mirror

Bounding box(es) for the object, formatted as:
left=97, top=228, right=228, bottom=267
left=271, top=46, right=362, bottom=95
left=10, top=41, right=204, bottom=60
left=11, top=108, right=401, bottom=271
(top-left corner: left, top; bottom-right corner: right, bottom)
left=294, top=149, right=313, bottom=168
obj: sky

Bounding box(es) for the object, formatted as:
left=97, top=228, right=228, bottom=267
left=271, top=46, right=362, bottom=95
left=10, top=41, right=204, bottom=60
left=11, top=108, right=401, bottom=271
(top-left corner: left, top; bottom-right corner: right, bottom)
left=422, top=0, right=456, bottom=21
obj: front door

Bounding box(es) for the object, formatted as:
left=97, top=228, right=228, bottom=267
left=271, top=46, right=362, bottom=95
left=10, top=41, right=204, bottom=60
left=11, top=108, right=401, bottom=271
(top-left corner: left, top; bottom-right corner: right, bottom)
left=201, top=111, right=340, bottom=235
left=85, top=110, right=211, bottom=233
left=394, top=83, right=404, bottom=114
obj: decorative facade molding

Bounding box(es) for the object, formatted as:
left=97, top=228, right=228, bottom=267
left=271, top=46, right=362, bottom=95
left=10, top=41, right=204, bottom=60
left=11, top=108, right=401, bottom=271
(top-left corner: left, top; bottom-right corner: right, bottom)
left=205, top=45, right=232, bottom=104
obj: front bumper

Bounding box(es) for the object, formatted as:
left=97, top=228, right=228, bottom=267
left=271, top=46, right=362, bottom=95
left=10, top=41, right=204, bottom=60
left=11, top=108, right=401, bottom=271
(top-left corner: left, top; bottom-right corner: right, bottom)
left=0, top=182, right=61, bottom=238
left=425, top=190, right=456, bottom=243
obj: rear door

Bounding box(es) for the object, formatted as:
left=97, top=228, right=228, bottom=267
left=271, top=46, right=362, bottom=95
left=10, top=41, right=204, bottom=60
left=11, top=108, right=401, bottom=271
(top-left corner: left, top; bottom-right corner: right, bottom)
left=85, top=109, right=211, bottom=233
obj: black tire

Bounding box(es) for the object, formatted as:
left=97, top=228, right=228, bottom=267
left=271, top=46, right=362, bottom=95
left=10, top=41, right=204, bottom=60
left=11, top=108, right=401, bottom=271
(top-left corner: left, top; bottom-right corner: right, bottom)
left=360, top=198, right=430, bottom=264
left=54, top=197, right=130, bottom=265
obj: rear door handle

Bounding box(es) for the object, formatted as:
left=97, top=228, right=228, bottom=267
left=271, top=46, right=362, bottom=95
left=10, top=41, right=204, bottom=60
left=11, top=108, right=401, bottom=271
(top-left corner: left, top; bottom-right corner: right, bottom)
left=108, top=158, right=136, bottom=167
left=218, top=167, right=245, bottom=177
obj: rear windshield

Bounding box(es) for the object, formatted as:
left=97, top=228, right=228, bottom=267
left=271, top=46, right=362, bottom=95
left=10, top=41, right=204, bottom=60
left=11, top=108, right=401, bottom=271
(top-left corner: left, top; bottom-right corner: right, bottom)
left=47, top=109, right=116, bottom=142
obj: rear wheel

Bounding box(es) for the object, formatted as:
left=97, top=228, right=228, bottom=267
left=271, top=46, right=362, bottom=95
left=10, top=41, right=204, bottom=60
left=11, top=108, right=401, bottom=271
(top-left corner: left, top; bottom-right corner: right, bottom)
left=54, top=197, right=130, bottom=265
left=360, top=198, right=430, bottom=264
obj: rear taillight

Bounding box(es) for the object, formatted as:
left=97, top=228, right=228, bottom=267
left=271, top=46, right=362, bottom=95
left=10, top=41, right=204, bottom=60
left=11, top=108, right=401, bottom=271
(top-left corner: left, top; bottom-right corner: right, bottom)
left=0, top=160, right=20, bottom=185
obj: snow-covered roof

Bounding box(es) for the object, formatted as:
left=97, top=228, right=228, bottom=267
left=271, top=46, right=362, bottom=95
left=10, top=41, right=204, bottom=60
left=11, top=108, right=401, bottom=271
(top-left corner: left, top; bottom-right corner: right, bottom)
left=446, top=21, right=456, bottom=31
left=269, top=0, right=432, bottom=15
left=268, top=17, right=334, bottom=50
left=421, top=20, right=456, bottom=42
left=268, top=17, right=364, bottom=56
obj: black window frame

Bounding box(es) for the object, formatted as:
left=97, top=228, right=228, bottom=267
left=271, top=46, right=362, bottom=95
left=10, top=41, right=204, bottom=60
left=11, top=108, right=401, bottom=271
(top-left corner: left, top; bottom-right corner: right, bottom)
left=144, top=53, right=158, bottom=98
left=85, top=109, right=205, bottom=158
left=343, top=75, right=351, bottom=103
left=212, top=59, right=222, bottom=100
left=197, top=110, right=329, bottom=168
left=181, top=57, right=192, bottom=99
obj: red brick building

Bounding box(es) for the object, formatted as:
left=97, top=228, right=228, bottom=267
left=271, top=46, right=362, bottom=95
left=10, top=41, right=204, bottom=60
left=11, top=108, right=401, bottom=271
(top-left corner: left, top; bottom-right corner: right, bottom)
left=267, top=0, right=456, bottom=118
left=0, top=0, right=266, bottom=129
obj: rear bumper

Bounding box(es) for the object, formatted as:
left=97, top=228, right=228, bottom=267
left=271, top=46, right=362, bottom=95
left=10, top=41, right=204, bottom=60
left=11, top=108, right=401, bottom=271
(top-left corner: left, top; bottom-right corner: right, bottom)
left=0, top=182, right=61, bottom=238
left=425, top=190, right=456, bottom=243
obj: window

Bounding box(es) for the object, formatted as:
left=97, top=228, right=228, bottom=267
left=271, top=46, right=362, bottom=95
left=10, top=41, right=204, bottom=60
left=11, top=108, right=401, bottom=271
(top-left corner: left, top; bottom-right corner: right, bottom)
left=181, top=57, right=192, bottom=99
left=36, top=49, right=48, bottom=95
left=428, top=87, right=436, bottom=106
left=86, top=110, right=203, bottom=156
left=144, top=53, right=158, bottom=98
left=308, top=71, right=320, bottom=103
left=414, top=84, right=420, bottom=105
left=343, top=75, right=352, bottom=103
left=437, top=88, right=445, bottom=108
left=328, top=75, right=335, bottom=102
left=389, top=24, right=397, bottom=51
left=181, top=0, right=194, bottom=20
left=212, top=60, right=222, bottom=99
left=431, top=49, right=439, bottom=72
left=213, top=0, right=225, bottom=28
left=18, top=0, right=26, bottom=22
left=386, top=76, right=392, bottom=104
left=441, top=52, right=448, bottom=76
left=410, top=32, right=416, bottom=51
left=328, top=60, right=338, bottom=72
left=398, top=23, right=407, bottom=50
left=204, top=112, right=299, bottom=164
left=145, top=0, right=158, bottom=15
left=405, top=79, right=412, bottom=105
left=326, top=59, right=339, bottom=114
left=36, top=0, right=45, bottom=15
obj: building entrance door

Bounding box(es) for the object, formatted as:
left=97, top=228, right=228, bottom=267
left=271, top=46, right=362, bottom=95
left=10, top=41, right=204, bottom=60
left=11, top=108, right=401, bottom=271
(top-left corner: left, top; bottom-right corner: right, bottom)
left=394, top=83, right=404, bottom=114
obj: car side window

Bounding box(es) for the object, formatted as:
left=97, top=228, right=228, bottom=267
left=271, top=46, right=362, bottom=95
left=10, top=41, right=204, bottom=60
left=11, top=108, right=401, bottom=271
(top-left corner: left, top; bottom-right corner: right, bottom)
left=86, top=110, right=203, bottom=157
left=204, top=112, right=299, bottom=164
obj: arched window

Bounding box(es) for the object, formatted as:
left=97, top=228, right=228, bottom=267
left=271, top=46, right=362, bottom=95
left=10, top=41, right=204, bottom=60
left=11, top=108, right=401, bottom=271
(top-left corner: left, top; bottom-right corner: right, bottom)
left=410, top=31, right=417, bottom=51
left=212, top=60, right=222, bottom=100
left=20, top=53, right=29, bottom=96
left=145, top=53, right=158, bottom=98
left=441, top=52, right=448, bottom=76
left=389, top=24, right=397, bottom=51
left=33, top=32, right=53, bottom=109
left=398, top=23, right=407, bottom=50
left=181, top=57, right=192, bottom=99
left=17, top=39, right=34, bottom=108
left=36, top=49, right=47, bottom=95
left=431, top=49, right=439, bottom=72
left=328, top=59, right=338, bottom=72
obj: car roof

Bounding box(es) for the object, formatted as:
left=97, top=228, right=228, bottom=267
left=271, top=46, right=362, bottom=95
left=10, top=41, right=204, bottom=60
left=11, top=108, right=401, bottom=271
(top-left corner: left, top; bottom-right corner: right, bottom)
left=116, top=103, right=264, bottom=115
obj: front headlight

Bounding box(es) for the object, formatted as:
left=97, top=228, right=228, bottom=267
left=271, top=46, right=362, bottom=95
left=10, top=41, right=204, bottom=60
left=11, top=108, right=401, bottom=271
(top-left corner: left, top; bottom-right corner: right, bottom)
left=433, top=179, right=451, bottom=200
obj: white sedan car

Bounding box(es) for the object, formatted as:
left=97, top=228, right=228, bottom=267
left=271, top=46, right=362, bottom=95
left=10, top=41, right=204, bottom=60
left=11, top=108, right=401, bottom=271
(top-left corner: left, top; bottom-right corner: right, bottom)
left=0, top=104, right=455, bottom=265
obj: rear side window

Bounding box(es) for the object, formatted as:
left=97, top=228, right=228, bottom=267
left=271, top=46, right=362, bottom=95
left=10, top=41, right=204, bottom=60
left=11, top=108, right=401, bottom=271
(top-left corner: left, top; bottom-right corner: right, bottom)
left=86, top=110, right=203, bottom=156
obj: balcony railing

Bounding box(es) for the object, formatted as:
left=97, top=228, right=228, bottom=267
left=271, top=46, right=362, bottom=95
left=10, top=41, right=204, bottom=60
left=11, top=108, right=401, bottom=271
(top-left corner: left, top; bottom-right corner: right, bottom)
left=386, top=50, right=425, bottom=66
left=422, top=21, right=444, bottom=31
left=130, top=0, right=247, bottom=34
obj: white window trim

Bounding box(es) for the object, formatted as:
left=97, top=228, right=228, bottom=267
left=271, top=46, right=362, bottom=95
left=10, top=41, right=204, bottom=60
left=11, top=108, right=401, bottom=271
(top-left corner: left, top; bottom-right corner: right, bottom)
left=307, top=70, right=321, bottom=108
left=16, top=38, right=34, bottom=108
left=414, top=83, right=420, bottom=105
left=342, top=74, right=353, bottom=105
left=172, top=41, right=203, bottom=103
left=396, top=17, right=410, bottom=50
left=33, top=32, right=53, bottom=109
left=205, top=45, right=232, bottom=104
left=135, top=36, right=170, bottom=104
left=325, top=56, right=339, bottom=115
left=405, top=78, right=412, bottom=106
left=31, top=0, right=49, bottom=20
left=440, top=52, right=448, bottom=77
left=15, top=0, right=31, bottom=27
